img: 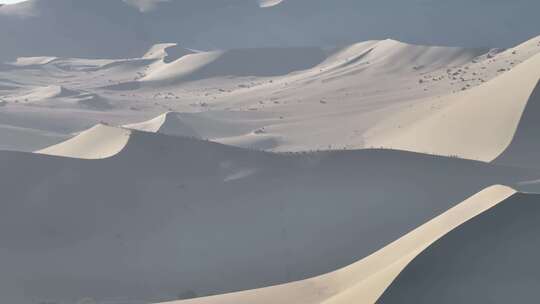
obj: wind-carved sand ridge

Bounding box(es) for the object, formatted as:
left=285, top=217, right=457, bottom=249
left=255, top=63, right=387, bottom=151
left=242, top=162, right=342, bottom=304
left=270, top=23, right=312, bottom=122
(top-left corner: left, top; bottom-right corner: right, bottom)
left=378, top=190, right=540, bottom=303
left=124, top=112, right=201, bottom=139
left=38, top=124, right=131, bottom=159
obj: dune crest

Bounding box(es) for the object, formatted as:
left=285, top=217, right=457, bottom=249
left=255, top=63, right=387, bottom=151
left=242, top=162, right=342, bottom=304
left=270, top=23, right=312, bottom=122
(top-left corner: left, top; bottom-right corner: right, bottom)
left=124, top=112, right=201, bottom=138
left=37, top=124, right=131, bottom=159
left=379, top=190, right=540, bottom=303
left=258, top=0, right=284, bottom=8
left=141, top=47, right=327, bottom=84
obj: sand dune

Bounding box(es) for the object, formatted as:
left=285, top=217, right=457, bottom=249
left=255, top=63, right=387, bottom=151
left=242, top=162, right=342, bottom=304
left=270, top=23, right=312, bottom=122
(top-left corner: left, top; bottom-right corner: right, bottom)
left=1, top=0, right=540, bottom=61
left=124, top=112, right=201, bottom=138
left=143, top=43, right=197, bottom=63
left=16, top=85, right=79, bottom=102
left=1, top=5, right=540, bottom=303
left=378, top=191, right=540, bottom=303
left=258, top=0, right=284, bottom=8
left=162, top=185, right=516, bottom=304
left=141, top=47, right=327, bottom=84
left=494, top=79, right=540, bottom=168
left=2, top=36, right=539, bottom=153
left=1, top=128, right=535, bottom=303
left=124, top=111, right=284, bottom=149
left=12, top=56, right=57, bottom=66
left=324, top=39, right=485, bottom=74
left=365, top=52, right=540, bottom=161
left=37, top=124, right=130, bottom=159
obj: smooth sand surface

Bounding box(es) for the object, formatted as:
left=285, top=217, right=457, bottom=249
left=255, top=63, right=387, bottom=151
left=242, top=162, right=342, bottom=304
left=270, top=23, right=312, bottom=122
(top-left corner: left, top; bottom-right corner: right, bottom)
left=37, top=124, right=131, bottom=159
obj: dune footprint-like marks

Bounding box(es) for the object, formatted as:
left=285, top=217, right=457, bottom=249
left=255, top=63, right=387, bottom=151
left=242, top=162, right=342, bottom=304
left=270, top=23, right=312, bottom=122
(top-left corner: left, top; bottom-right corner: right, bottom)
left=378, top=191, right=540, bottom=304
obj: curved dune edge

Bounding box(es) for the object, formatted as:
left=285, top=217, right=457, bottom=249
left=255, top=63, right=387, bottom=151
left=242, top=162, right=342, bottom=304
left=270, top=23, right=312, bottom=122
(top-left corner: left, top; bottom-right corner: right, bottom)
left=377, top=191, right=540, bottom=303
left=123, top=113, right=169, bottom=133
left=36, top=124, right=131, bottom=159
left=365, top=52, right=540, bottom=162
left=258, top=0, right=284, bottom=8
left=160, top=185, right=515, bottom=304
left=123, top=112, right=202, bottom=138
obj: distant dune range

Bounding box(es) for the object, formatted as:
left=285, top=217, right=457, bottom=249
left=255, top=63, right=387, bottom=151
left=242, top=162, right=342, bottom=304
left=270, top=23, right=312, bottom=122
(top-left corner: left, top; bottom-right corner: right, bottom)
left=1, top=0, right=540, bottom=61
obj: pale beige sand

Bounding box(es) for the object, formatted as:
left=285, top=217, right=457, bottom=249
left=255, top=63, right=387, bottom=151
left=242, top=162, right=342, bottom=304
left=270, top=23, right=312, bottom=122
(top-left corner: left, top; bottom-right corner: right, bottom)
left=258, top=0, right=284, bottom=8
left=365, top=52, right=540, bottom=161
left=2, top=36, right=539, bottom=154
left=37, top=124, right=130, bottom=159
left=161, top=185, right=515, bottom=304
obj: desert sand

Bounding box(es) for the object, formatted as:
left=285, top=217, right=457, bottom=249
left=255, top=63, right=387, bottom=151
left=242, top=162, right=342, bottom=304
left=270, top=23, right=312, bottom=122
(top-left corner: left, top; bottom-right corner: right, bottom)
left=1, top=1, right=540, bottom=303
left=161, top=185, right=516, bottom=304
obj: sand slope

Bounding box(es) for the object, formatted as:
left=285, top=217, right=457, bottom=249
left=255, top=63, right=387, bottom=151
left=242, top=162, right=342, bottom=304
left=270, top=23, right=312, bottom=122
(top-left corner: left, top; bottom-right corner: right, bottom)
left=2, top=36, right=539, bottom=153
left=37, top=124, right=131, bottom=159
left=378, top=191, right=540, bottom=303
left=162, top=185, right=516, bottom=304
left=1, top=128, right=535, bottom=303
left=1, top=0, right=540, bottom=61
left=494, top=79, right=540, bottom=168
left=124, top=112, right=201, bottom=138
left=365, top=52, right=540, bottom=161
left=141, top=47, right=327, bottom=84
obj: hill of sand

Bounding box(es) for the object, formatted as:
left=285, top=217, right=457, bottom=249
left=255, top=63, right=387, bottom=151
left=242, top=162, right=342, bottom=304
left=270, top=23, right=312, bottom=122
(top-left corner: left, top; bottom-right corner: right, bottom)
left=161, top=185, right=517, bottom=304
left=141, top=47, right=327, bottom=84
left=379, top=191, right=540, bottom=304
left=1, top=0, right=540, bottom=61
left=258, top=0, right=284, bottom=8
left=124, top=112, right=201, bottom=138
left=38, top=124, right=131, bottom=159
left=365, top=52, right=540, bottom=161
left=1, top=126, right=537, bottom=303
left=0, top=11, right=540, bottom=304
left=1, top=36, right=539, bottom=153
left=494, top=80, right=540, bottom=168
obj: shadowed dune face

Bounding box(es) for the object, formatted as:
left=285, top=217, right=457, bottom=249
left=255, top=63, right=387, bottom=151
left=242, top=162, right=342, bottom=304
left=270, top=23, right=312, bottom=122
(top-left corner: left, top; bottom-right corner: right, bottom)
left=377, top=192, right=540, bottom=304
left=0, top=131, right=537, bottom=303
left=158, top=186, right=515, bottom=304
left=494, top=80, right=540, bottom=168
